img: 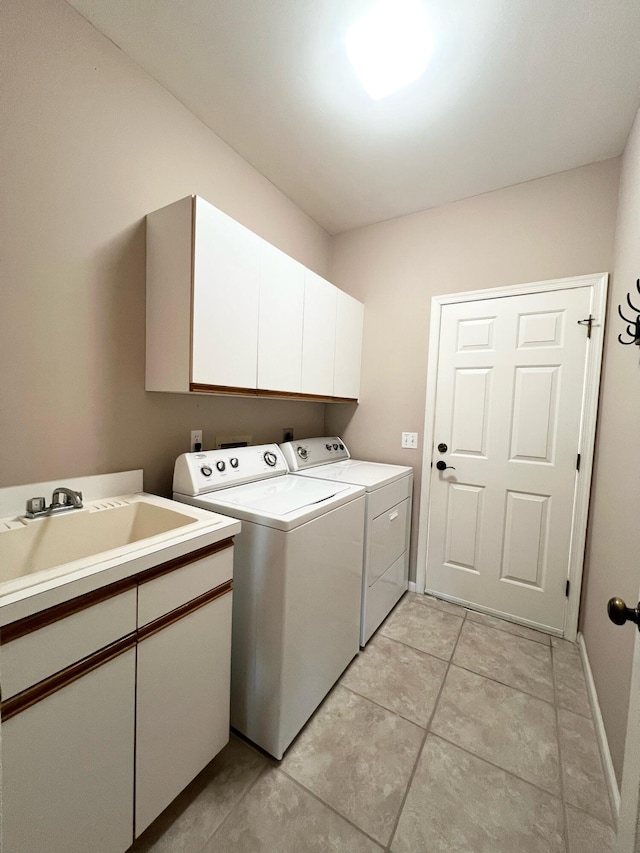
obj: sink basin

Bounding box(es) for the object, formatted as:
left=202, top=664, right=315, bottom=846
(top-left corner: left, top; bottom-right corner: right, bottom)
left=0, top=498, right=203, bottom=583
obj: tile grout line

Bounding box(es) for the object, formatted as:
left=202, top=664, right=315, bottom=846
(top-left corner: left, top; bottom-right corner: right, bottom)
left=197, top=761, right=275, bottom=852
left=277, top=767, right=386, bottom=850
left=428, top=731, right=566, bottom=805
left=384, top=607, right=470, bottom=852
left=448, top=659, right=556, bottom=706
left=339, top=681, right=432, bottom=730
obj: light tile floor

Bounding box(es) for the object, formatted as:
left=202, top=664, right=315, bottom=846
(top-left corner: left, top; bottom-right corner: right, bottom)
left=129, top=593, right=616, bottom=853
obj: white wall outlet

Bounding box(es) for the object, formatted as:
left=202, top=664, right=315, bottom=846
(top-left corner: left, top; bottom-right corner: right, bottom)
left=191, top=429, right=203, bottom=452
left=401, top=432, right=418, bottom=449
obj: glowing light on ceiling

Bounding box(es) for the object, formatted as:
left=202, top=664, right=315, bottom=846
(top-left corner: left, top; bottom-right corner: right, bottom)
left=345, top=0, right=433, bottom=100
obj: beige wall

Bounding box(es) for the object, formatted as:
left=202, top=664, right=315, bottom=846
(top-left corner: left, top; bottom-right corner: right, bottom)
left=327, top=158, right=620, bottom=578
left=581, top=108, right=640, bottom=785
left=0, top=0, right=330, bottom=497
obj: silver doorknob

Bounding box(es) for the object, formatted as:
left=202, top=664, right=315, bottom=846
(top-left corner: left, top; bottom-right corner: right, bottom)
left=607, top=597, right=640, bottom=630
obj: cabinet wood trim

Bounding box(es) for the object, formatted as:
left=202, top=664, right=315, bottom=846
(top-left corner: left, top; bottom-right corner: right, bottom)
left=137, top=580, right=232, bottom=642
left=1, top=634, right=136, bottom=722
left=189, top=382, right=357, bottom=404
left=1, top=539, right=234, bottom=645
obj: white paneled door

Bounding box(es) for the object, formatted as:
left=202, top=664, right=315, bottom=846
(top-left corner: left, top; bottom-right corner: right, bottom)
left=425, top=285, right=595, bottom=632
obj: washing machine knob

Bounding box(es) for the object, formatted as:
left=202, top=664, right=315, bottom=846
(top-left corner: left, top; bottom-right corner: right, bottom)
left=230, top=457, right=239, bottom=469
left=297, top=447, right=308, bottom=459
left=339, top=443, right=344, bottom=450
left=333, top=443, right=339, bottom=450
left=216, top=460, right=226, bottom=472
left=325, top=443, right=332, bottom=451
left=201, top=465, right=212, bottom=477
left=264, top=451, right=278, bottom=466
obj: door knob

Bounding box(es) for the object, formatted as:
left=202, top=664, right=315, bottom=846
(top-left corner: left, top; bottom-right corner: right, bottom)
left=436, top=460, right=456, bottom=471
left=607, top=597, right=640, bottom=629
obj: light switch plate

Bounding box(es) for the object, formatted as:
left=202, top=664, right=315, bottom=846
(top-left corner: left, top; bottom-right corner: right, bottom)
left=401, top=432, right=418, bottom=449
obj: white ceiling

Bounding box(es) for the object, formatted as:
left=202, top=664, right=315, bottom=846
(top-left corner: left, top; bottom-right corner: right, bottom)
left=67, top=0, right=640, bottom=234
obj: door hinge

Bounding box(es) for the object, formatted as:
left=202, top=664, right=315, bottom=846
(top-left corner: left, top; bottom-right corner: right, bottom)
left=566, top=580, right=570, bottom=597
left=576, top=453, right=581, bottom=471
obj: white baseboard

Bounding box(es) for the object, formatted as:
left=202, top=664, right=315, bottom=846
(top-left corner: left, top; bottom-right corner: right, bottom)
left=408, top=581, right=417, bottom=593
left=578, top=632, right=620, bottom=817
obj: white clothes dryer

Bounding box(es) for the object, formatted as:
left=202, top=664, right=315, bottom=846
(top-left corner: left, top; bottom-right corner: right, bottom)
left=173, top=443, right=365, bottom=760
left=280, top=437, right=412, bottom=647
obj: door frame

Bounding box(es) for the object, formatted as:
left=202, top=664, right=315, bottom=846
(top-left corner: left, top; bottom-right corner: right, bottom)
left=415, top=272, right=608, bottom=640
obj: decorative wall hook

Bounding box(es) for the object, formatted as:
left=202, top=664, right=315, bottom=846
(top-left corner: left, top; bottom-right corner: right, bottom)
left=618, top=278, right=640, bottom=346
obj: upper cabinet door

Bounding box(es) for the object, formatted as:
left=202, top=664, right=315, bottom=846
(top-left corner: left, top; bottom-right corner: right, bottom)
left=191, top=197, right=260, bottom=389
left=302, top=271, right=337, bottom=397
left=334, top=290, right=364, bottom=400
left=257, top=242, right=304, bottom=394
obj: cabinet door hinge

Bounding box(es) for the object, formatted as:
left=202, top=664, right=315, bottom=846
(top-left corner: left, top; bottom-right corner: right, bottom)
left=565, top=580, right=570, bottom=597
left=576, top=453, right=581, bottom=471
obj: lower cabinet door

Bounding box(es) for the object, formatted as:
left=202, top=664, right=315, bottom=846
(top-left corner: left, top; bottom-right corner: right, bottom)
left=2, top=649, right=136, bottom=853
left=135, top=590, right=232, bottom=837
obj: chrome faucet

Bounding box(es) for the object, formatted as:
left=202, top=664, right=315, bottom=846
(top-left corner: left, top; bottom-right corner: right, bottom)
left=25, top=487, right=83, bottom=518
left=51, top=487, right=83, bottom=510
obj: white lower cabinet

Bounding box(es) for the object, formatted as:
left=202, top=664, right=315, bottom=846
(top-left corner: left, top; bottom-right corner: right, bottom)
left=0, top=542, right=234, bottom=853
left=2, top=648, right=136, bottom=853
left=135, top=589, right=232, bottom=836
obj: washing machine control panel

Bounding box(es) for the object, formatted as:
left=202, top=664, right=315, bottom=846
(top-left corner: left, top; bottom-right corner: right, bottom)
left=279, top=437, right=350, bottom=471
left=173, top=444, right=288, bottom=496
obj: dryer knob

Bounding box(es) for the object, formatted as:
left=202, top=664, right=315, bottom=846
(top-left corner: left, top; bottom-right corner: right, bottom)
left=264, top=451, right=278, bottom=467
left=297, top=447, right=308, bottom=459
left=201, top=465, right=212, bottom=477
left=216, top=460, right=226, bottom=472
left=230, top=457, right=239, bottom=469
left=339, top=443, right=344, bottom=450
left=333, top=443, right=339, bottom=450
left=325, top=443, right=332, bottom=451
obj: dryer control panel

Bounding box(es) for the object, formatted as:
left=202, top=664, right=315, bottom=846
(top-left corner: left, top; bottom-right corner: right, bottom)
left=173, top=444, right=287, bottom=496
left=280, top=437, right=350, bottom=472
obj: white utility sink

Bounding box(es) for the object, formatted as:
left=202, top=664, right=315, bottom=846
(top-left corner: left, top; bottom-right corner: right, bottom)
left=0, top=471, right=241, bottom=618
left=0, top=498, right=201, bottom=582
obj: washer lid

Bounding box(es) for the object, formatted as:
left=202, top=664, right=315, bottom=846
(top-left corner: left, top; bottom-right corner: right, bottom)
left=292, top=459, right=412, bottom=491
left=215, top=475, right=352, bottom=514
left=184, top=474, right=365, bottom=530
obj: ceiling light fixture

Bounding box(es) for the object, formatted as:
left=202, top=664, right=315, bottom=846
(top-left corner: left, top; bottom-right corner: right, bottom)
left=345, top=0, right=433, bottom=100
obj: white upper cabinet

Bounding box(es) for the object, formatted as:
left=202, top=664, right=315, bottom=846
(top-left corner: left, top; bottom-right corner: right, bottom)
left=302, top=271, right=337, bottom=397
left=257, top=241, right=304, bottom=394
left=146, top=195, right=363, bottom=401
left=192, top=197, right=260, bottom=389
left=334, top=290, right=364, bottom=399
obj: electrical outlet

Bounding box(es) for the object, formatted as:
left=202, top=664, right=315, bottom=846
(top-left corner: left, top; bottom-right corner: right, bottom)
left=282, top=427, right=294, bottom=442
left=401, top=431, right=418, bottom=449
left=191, top=429, right=203, bottom=452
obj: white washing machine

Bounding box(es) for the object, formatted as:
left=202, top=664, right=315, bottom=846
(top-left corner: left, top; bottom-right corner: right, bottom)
left=173, top=443, right=365, bottom=760
left=280, top=437, right=412, bottom=647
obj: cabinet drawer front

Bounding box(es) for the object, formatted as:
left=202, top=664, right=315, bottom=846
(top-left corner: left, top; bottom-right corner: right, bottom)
left=138, top=545, right=233, bottom=627
left=368, top=498, right=411, bottom=588
left=367, top=475, right=413, bottom=520
left=2, top=588, right=137, bottom=699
